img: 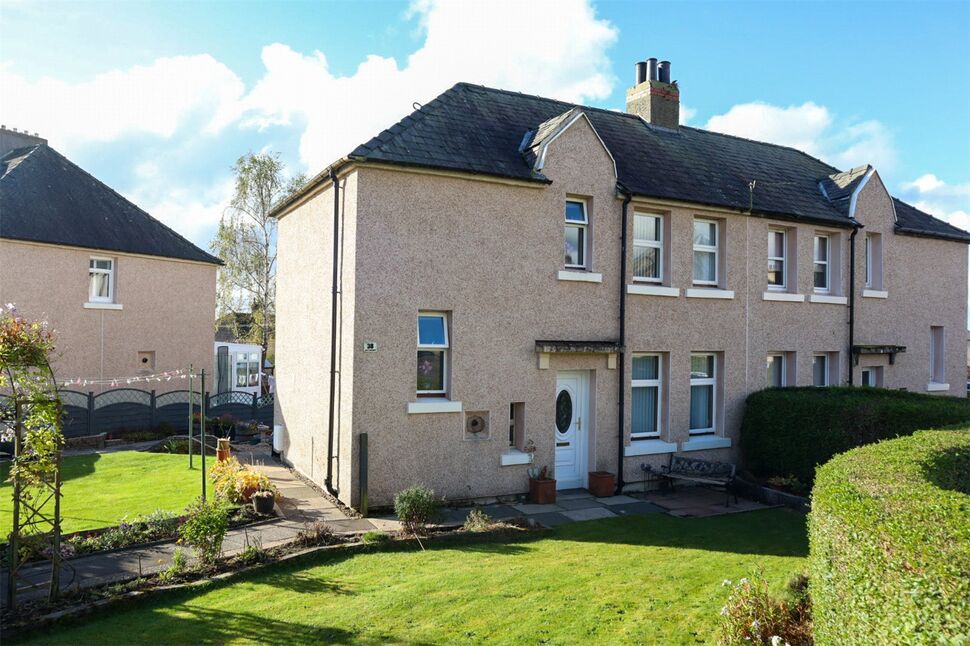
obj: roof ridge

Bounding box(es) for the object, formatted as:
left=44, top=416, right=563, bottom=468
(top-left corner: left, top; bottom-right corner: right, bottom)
left=679, top=124, right=842, bottom=174
left=30, top=145, right=221, bottom=265
left=0, top=144, right=42, bottom=180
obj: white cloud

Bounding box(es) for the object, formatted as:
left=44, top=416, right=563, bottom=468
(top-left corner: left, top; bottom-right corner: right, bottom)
left=126, top=177, right=235, bottom=247
left=898, top=174, right=970, bottom=232
left=703, top=101, right=896, bottom=174
left=679, top=105, right=697, bottom=125
left=0, top=56, right=244, bottom=151
left=243, top=0, right=618, bottom=171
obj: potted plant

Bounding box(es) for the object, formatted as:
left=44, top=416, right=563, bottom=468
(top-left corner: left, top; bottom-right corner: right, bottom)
left=216, top=437, right=231, bottom=462
left=588, top=471, right=616, bottom=497
left=252, top=489, right=276, bottom=515
left=528, top=466, right=556, bottom=504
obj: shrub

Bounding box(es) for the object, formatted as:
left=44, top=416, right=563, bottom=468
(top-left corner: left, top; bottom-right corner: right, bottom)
left=159, top=547, right=188, bottom=583
left=393, top=485, right=441, bottom=535
left=717, top=574, right=812, bottom=645
left=296, top=521, right=336, bottom=547
left=809, top=429, right=970, bottom=644
left=741, top=387, right=970, bottom=484
left=210, top=456, right=275, bottom=503
left=463, top=507, right=492, bottom=532
left=178, top=497, right=229, bottom=566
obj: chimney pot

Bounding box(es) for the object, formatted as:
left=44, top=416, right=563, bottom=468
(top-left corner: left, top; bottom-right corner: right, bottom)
left=626, top=57, right=680, bottom=129
left=635, top=61, right=647, bottom=85
left=658, top=60, right=671, bottom=83
left=645, top=57, right=658, bottom=82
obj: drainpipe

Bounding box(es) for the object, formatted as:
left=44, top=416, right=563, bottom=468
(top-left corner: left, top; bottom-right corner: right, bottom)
left=847, top=226, right=859, bottom=385
left=324, top=168, right=341, bottom=497
left=616, top=191, right=632, bottom=494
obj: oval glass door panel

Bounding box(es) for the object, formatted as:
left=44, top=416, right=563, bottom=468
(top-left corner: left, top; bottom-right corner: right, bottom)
left=555, top=389, right=572, bottom=435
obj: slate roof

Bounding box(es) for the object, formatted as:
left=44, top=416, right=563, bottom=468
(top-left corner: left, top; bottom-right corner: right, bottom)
left=345, top=82, right=968, bottom=242
left=0, top=144, right=221, bottom=264
left=893, top=198, right=970, bottom=242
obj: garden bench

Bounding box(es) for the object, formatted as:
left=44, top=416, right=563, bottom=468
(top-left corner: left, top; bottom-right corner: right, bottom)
left=641, top=454, right=738, bottom=506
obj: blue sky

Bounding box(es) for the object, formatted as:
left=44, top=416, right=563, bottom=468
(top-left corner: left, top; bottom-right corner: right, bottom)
left=1, top=0, right=968, bottom=249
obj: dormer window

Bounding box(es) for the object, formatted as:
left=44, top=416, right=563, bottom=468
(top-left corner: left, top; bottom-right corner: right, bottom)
left=564, top=199, right=588, bottom=269
left=89, top=257, right=114, bottom=303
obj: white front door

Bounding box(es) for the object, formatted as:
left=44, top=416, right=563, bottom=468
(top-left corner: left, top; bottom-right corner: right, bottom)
left=554, top=371, right=588, bottom=490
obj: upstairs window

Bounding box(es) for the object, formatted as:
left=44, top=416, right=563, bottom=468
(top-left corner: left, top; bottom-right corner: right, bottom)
left=930, top=326, right=945, bottom=384
left=633, top=213, right=663, bottom=282
left=631, top=354, right=662, bottom=439
left=692, top=219, right=719, bottom=285
left=89, top=257, right=114, bottom=303
left=417, top=312, right=449, bottom=395
left=689, top=353, right=717, bottom=434
left=814, top=235, right=830, bottom=292
left=767, top=229, right=787, bottom=289
left=865, top=233, right=883, bottom=290
left=564, top=199, right=588, bottom=269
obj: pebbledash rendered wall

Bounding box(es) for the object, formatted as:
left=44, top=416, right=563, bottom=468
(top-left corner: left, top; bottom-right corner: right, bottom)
left=0, top=240, right=217, bottom=393
left=275, top=117, right=968, bottom=509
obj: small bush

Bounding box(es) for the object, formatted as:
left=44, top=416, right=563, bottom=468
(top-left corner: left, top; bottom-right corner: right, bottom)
left=237, top=534, right=266, bottom=565
left=178, top=497, right=229, bottom=566
left=741, top=387, right=970, bottom=484
left=361, top=530, right=390, bottom=545
left=463, top=508, right=492, bottom=532
left=393, top=485, right=441, bottom=535
left=159, top=547, right=188, bottom=583
left=210, top=457, right=275, bottom=503
left=296, top=521, right=337, bottom=547
left=809, top=429, right=970, bottom=644
left=717, top=574, right=812, bottom=645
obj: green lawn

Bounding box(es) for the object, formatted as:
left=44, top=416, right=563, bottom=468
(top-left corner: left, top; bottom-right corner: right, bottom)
left=24, top=509, right=807, bottom=645
left=1, top=451, right=204, bottom=536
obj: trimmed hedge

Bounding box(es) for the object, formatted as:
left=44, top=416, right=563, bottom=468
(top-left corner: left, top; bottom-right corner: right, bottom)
left=740, top=387, right=970, bottom=484
left=809, top=429, right=970, bottom=644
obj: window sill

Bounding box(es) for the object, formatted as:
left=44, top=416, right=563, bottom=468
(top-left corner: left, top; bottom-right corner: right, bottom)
left=558, top=270, right=602, bottom=283
left=762, top=291, right=805, bottom=302
left=686, top=288, right=734, bottom=300
left=862, top=289, right=888, bottom=299
left=500, top=448, right=533, bottom=466
left=624, top=439, right=677, bottom=457
left=681, top=436, right=732, bottom=452
left=407, top=399, right=462, bottom=414
left=627, top=284, right=679, bottom=297
left=809, top=294, right=848, bottom=305
left=926, top=382, right=950, bottom=392
left=84, top=302, right=123, bottom=310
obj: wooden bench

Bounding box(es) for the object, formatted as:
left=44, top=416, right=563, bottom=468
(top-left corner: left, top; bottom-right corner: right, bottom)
left=641, top=454, right=738, bottom=506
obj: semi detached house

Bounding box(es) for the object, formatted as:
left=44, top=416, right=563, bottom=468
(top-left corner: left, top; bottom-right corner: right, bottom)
left=273, top=60, right=969, bottom=509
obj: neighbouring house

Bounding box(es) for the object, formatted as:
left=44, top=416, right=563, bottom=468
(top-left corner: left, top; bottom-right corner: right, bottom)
left=271, top=59, right=969, bottom=509
left=0, top=127, right=220, bottom=393
left=213, top=341, right=264, bottom=396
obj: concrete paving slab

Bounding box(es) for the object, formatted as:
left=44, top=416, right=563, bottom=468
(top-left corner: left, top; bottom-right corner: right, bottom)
left=327, top=518, right=378, bottom=533
left=609, top=501, right=665, bottom=516
left=478, top=504, right=521, bottom=520
left=556, top=498, right=606, bottom=511
left=528, top=512, right=572, bottom=528
left=595, top=495, right=640, bottom=506
left=556, top=489, right=594, bottom=501
left=512, top=503, right=564, bottom=514
left=562, top=507, right=617, bottom=522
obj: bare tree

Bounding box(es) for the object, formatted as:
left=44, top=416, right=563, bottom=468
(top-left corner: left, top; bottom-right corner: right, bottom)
left=210, top=152, right=305, bottom=353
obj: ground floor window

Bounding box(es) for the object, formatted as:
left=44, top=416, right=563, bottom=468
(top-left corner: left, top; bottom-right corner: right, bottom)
left=632, top=354, right=662, bottom=439
left=861, top=366, right=883, bottom=387
left=767, top=353, right=786, bottom=387
left=813, top=354, right=829, bottom=386
left=235, top=352, right=260, bottom=388
left=417, top=311, right=449, bottom=395
left=689, top=353, right=716, bottom=434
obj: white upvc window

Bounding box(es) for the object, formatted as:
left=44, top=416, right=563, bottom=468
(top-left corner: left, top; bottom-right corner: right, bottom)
left=767, top=229, right=787, bottom=290
left=689, top=353, right=717, bottom=435
left=930, top=326, right=945, bottom=384
left=813, top=235, right=830, bottom=293
left=89, top=257, right=114, bottom=303
left=864, top=236, right=872, bottom=288
left=417, top=312, right=449, bottom=395
left=767, top=353, right=786, bottom=387
left=564, top=199, right=588, bottom=269
left=812, top=353, right=829, bottom=386
left=692, top=219, right=719, bottom=285
left=235, top=352, right=260, bottom=388
left=864, top=233, right=883, bottom=290
left=861, top=366, right=882, bottom=387
left=631, top=354, right=662, bottom=439
left=633, top=213, right=663, bottom=282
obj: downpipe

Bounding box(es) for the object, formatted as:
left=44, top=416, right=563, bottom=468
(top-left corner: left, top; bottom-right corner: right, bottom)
left=616, top=191, right=631, bottom=494
left=324, top=168, right=341, bottom=497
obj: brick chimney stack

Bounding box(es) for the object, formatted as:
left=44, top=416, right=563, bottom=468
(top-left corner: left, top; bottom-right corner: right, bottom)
left=626, top=58, right=680, bottom=129
left=0, top=126, right=47, bottom=158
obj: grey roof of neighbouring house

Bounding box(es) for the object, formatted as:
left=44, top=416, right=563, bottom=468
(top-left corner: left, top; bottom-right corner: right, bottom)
left=346, top=82, right=968, bottom=242
left=0, top=144, right=222, bottom=264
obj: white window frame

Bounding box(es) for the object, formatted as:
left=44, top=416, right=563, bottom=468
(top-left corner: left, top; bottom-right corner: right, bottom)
left=692, top=219, right=719, bottom=286
left=631, top=353, right=662, bottom=439
left=766, top=353, right=787, bottom=387
left=234, top=352, right=260, bottom=388
left=88, top=256, right=114, bottom=303
left=812, top=353, right=829, bottom=386
left=564, top=199, right=589, bottom=270
left=861, top=366, right=881, bottom=387
left=767, top=228, right=787, bottom=291
left=633, top=212, right=663, bottom=283
left=417, top=311, right=449, bottom=396
left=864, top=236, right=872, bottom=288
left=930, top=326, right=945, bottom=384
left=813, top=235, right=830, bottom=293
left=689, top=353, right=717, bottom=435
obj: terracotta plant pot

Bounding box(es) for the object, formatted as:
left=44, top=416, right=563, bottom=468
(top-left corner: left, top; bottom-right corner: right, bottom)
left=588, top=471, right=616, bottom=498
left=529, top=477, right=557, bottom=504
left=252, top=492, right=275, bottom=515
left=216, top=437, right=231, bottom=462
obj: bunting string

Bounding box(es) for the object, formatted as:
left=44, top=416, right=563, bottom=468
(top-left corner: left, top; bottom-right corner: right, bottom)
left=59, top=368, right=195, bottom=388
